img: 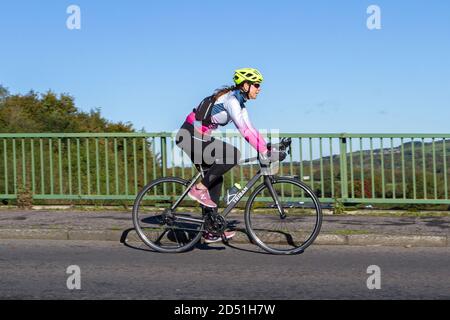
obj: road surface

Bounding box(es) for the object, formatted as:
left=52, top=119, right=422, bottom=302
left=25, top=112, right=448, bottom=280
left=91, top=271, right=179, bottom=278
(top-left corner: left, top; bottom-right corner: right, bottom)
left=1, top=239, right=449, bottom=299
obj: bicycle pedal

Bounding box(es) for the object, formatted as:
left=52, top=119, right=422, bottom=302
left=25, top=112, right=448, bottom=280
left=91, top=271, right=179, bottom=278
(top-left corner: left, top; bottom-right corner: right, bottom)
left=220, top=234, right=229, bottom=244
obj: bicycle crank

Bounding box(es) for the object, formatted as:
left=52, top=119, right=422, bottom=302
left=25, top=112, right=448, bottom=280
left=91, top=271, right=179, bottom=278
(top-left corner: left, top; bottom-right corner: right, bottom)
left=204, top=213, right=227, bottom=236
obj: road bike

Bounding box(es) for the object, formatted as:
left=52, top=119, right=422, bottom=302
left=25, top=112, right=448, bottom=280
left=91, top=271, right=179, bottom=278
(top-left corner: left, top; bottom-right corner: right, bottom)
left=132, top=138, right=322, bottom=255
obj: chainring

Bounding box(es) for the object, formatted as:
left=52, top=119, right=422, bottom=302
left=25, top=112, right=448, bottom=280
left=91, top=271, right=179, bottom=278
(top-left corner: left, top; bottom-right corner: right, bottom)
left=204, top=214, right=227, bottom=236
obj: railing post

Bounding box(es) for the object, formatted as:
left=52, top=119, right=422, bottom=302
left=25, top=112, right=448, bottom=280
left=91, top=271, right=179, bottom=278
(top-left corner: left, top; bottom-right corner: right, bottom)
left=161, top=136, right=167, bottom=196
left=161, top=136, right=167, bottom=177
left=339, top=134, right=349, bottom=201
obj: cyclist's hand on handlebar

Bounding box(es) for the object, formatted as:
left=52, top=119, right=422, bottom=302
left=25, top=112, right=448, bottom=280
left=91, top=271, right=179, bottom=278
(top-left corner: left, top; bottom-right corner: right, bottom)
left=258, top=148, right=286, bottom=165
left=267, top=138, right=291, bottom=153
left=260, top=138, right=291, bottom=165
left=268, top=149, right=287, bottom=162
left=268, top=143, right=283, bottom=153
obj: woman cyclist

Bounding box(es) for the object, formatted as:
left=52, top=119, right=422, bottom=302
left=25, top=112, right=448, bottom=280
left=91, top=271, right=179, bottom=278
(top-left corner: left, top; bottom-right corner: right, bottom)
left=176, top=68, right=278, bottom=243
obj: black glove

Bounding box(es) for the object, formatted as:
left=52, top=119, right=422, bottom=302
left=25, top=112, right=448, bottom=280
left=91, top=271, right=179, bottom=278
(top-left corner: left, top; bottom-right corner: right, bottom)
left=268, top=149, right=286, bottom=162
left=259, top=146, right=286, bottom=165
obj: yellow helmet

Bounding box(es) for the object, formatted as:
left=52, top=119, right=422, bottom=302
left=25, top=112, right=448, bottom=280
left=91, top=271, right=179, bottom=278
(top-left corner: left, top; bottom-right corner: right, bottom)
left=233, top=68, right=264, bottom=85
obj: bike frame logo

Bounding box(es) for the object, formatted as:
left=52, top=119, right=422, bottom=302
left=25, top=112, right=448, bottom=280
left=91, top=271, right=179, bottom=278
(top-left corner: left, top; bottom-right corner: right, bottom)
left=232, top=186, right=249, bottom=204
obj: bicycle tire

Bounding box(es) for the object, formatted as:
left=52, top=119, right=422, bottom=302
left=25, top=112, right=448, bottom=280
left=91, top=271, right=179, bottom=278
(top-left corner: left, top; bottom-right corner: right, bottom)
left=132, top=177, right=204, bottom=253
left=244, top=177, right=322, bottom=255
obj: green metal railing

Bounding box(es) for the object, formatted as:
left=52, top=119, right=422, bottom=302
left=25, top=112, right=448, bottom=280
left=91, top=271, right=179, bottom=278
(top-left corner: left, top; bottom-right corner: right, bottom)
left=1, top=132, right=449, bottom=205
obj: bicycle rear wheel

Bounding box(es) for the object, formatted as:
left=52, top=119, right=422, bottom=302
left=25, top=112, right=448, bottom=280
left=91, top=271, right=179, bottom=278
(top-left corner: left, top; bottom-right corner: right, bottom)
left=132, top=177, right=204, bottom=253
left=244, top=177, right=322, bottom=255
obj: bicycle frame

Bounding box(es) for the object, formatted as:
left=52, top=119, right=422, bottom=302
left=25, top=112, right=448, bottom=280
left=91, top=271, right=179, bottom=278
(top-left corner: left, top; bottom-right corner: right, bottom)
left=169, top=157, right=286, bottom=225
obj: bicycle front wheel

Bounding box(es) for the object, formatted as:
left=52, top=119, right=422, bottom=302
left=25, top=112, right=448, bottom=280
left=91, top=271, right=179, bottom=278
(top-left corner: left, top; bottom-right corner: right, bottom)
left=245, top=177, right=322, bottom=255
left=132, top=177, right=204, bottom=253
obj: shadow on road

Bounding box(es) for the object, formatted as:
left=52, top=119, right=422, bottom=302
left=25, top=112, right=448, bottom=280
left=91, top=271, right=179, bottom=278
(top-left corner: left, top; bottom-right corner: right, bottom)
left=120, top=228, right=229, bottom=254
left=121, top=227, right=307, bottom=256
left=120, top=227, right=277, bottom=255
left=223, top=242, right=273, bottom=255
left=120, top=228, right=158, bottom=253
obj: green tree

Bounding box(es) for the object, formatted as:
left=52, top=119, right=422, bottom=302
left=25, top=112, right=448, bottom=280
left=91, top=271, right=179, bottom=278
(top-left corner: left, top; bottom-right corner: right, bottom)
left=0, top=84, right=159, bottom=204
left=0, top=85, right=8, bottom=102
left=0, top=86, right=135, bottom=134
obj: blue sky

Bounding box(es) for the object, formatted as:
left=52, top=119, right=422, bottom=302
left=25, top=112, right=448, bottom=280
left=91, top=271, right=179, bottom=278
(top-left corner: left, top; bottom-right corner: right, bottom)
left=1, top=0, right=449, bottom=134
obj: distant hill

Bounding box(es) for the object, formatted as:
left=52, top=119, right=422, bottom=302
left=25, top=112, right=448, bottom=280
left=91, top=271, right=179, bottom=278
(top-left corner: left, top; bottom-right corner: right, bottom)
left=301, top=139, right=450, bottom=172
left=237, top=139, right=450, bottom=200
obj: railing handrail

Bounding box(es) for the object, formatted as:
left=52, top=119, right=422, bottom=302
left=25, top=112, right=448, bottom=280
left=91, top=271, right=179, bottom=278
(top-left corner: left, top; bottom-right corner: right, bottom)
left=2, top=133, right=450, bottom=139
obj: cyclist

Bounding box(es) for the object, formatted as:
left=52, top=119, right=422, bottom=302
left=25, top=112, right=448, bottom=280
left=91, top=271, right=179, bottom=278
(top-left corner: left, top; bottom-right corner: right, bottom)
left=176, top=68, right=277, bottom=243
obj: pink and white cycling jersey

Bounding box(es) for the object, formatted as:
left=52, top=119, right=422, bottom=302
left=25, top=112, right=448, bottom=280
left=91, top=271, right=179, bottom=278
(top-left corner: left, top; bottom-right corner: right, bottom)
left=186, top=90, right=268, bottom=154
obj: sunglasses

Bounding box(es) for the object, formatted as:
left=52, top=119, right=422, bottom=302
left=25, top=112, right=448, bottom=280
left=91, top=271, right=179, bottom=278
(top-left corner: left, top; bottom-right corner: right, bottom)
left=251, top=83, right=261, bottom=89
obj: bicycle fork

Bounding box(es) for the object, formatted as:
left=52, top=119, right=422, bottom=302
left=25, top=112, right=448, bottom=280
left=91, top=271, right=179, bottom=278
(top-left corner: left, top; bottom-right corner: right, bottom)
left=264, top=176, right=286, bottom=219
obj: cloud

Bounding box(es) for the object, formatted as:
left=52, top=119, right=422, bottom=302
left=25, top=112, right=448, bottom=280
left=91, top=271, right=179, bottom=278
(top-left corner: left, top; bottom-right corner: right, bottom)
left=304, top=100, right=341, bottom=114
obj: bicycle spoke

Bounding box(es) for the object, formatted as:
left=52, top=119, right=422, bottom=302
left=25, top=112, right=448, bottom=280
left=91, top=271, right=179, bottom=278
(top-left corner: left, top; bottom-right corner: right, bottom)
left=171, top=226, right=180, bottom=246
left=154, top=229, right=169, bottom=245
left=245, top=178, right=322, bottom=254
left=132, top=177, right=204, bottom=253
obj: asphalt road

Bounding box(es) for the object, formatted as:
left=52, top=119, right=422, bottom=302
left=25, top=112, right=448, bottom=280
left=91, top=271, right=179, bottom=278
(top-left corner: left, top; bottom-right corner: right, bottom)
left=1, top=239, right=449, bottom=300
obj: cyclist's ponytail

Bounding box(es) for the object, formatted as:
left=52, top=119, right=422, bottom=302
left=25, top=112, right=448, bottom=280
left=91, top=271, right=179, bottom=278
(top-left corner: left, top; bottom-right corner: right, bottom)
left=213, top=85, right=239, bottom=100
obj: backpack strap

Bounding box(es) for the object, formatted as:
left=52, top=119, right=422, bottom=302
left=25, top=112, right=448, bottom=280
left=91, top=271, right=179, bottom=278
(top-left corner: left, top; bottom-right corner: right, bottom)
left=193, top=95, right=216, bottom=126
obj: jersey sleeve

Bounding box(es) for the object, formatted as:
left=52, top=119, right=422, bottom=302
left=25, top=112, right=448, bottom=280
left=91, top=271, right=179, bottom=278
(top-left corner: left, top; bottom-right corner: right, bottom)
left=224, top=97, right=268, bottom=154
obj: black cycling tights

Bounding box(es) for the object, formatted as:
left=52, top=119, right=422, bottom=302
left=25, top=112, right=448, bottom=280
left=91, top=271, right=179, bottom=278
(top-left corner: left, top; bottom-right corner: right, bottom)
left=176, top=122, right=241, bottom=206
